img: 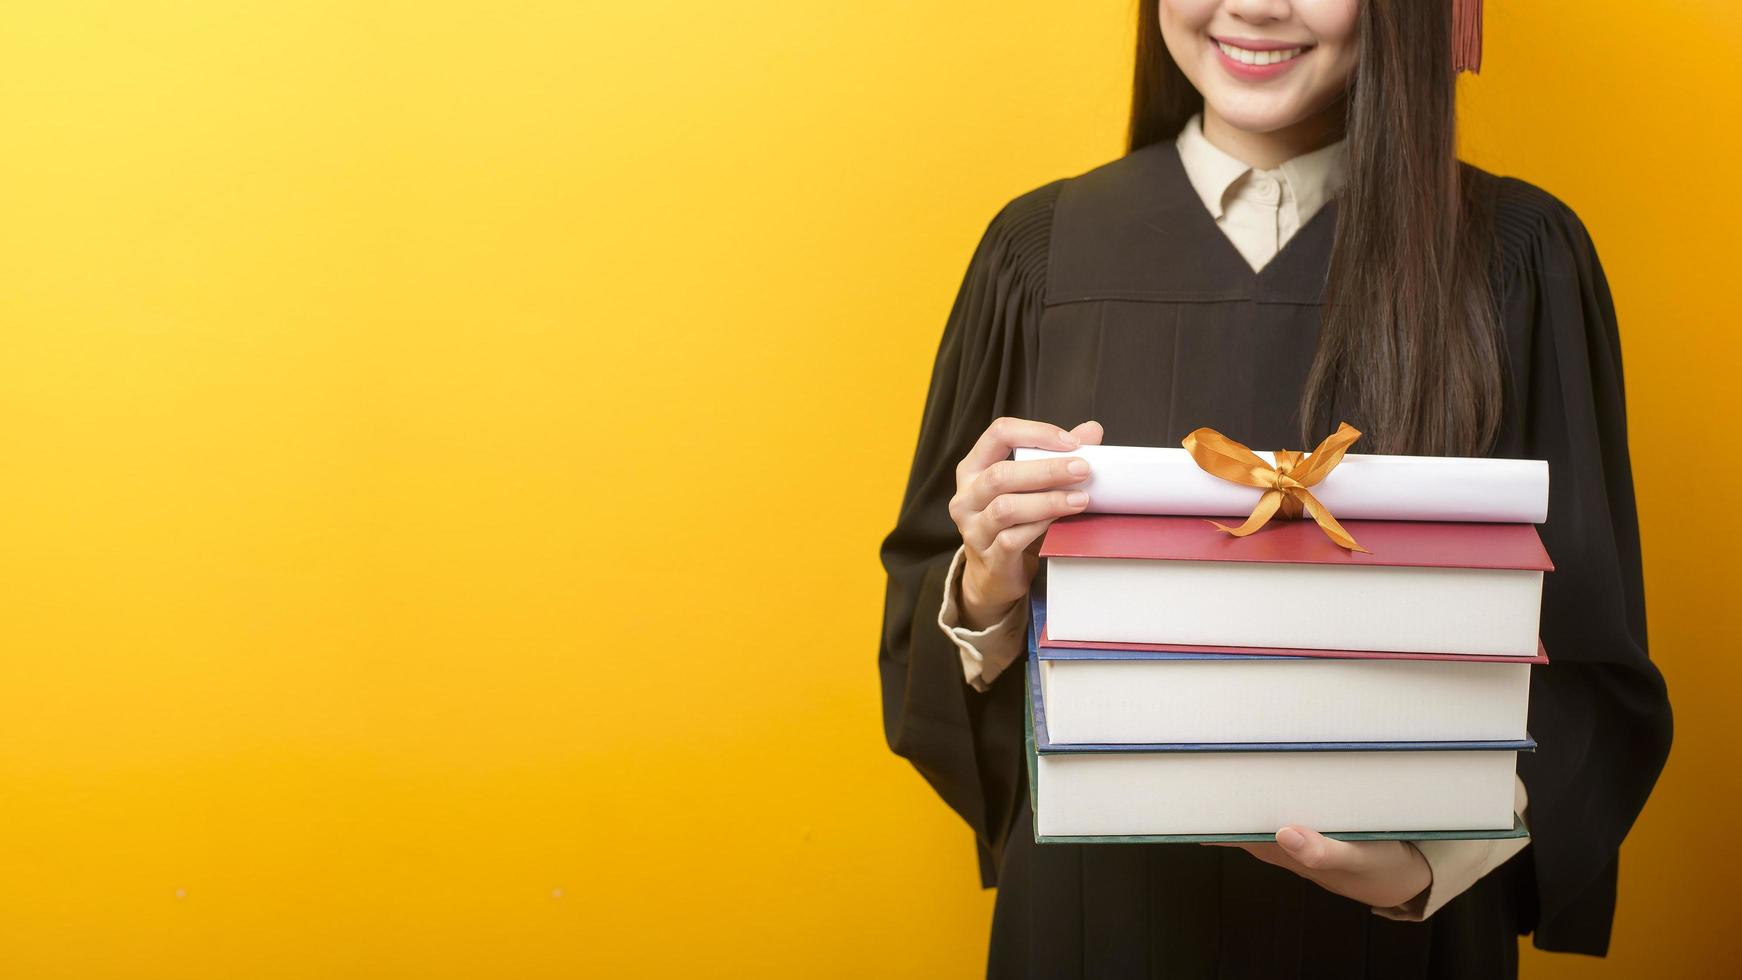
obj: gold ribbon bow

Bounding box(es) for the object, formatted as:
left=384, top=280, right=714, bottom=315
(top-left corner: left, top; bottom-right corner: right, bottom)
left=1180, top=421, right=1371, bottom=554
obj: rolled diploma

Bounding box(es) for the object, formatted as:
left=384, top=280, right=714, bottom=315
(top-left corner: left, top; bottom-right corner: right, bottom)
left=1013, top=445, right=1548, bottom=523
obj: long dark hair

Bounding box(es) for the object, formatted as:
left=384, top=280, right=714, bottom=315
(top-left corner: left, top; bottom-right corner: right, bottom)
left=1129, top=1, right=1503, bottom=457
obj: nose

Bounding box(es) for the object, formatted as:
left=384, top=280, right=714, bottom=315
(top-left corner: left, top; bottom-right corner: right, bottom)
left=1223, top=0, right=1292, bottom=23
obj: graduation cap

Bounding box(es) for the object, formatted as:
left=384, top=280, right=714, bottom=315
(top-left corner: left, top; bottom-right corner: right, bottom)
left=1454, top=0, right=1484, bottom=73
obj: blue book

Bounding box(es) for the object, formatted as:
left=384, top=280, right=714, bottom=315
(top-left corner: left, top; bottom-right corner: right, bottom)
left=1026, top=646, right=1533, bottom=843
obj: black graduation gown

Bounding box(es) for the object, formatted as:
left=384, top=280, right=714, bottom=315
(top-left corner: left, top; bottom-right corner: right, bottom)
left=877, top=140, right=1673, bottom=979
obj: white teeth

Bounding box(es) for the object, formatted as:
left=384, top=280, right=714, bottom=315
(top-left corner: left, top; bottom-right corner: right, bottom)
left=1217, top=41, right=1304, bottom=66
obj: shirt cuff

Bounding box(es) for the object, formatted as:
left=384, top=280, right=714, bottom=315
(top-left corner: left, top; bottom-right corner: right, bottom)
left=936, top=545, right=1029, bottom=693
left=1371, top=775, right=1532, bottom=922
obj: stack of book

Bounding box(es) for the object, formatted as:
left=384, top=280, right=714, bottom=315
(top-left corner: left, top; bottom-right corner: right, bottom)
left=1020, top=466, right=1554, bottom=844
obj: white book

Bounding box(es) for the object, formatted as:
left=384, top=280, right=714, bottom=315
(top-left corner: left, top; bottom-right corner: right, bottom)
left=1026, top=659, right=1531, bottom=839
left=1033, top=744, right=1526, bottom=838
left=1038, top=654, right=1537, bottom=745
left=1041, top=515, right=1554, bottom=657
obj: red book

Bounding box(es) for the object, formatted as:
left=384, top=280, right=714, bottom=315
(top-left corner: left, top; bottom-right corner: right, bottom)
left=1039, top=514, right=1552, bottom=657
left=1041, top=514, right=1553, bottom=570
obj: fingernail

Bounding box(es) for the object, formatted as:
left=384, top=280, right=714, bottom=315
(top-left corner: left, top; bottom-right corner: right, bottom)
left=1277, top=828, right=1306, bottom=851
left=1066, top=492, right=1089, bottom=507
left=1066, top=459, right=1089, bottom=477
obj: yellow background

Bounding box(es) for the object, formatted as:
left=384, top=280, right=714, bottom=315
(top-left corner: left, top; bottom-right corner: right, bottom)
left=1, top=2, right=1735, bottom=976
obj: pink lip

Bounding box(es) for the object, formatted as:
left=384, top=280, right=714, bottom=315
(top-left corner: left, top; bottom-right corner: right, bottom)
left=1212, top=36, right=1312, bottom=81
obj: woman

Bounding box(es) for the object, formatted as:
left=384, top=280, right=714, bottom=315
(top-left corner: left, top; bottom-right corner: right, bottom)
left=877, top=1, right=1673, bottom=977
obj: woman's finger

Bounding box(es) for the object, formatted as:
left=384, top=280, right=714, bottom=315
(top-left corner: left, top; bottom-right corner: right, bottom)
left=1218, top=833, right=1365, bottom=877
left=1274, top=827, right=1366, bottom=874
left=957, top=417, right=1079, bottom=480
left=961, top=494, right=1080, bottom=557
left=1218, top=832, right=1429, bottom=909
left=984, top=515, right=1059, bottom=560
left=1068, top=419, right=1105, bottom=446
left=960, top=457, right=1090, bottom=512
left=1220, top=842, right=1295, bottom=869
left=963, top=490, right=1089, bottom=550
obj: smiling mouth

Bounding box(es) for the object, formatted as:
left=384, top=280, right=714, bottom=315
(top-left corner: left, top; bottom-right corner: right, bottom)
left=1215, top=39, right=1311, bottom=66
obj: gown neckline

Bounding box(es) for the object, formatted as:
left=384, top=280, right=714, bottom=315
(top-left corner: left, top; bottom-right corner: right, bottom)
left=1044, top=140, right=1340, bottom=308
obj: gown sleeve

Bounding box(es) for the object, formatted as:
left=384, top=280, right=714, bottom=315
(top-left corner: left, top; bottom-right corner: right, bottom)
left=1497, top=178, right=1674, bottom=955
left=878, top=182, right=1059, bottom=887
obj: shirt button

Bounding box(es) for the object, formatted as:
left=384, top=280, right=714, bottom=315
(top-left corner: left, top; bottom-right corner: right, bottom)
left=1251, top=175, right=1280, bottom=203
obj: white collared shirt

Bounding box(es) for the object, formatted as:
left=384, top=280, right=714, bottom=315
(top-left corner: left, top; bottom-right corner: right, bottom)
left=1173, top=111, right=1348, bottom=272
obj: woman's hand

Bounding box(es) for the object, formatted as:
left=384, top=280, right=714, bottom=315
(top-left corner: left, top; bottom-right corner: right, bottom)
left=949, top=417, right=1103, bottom=629
left=1210, top=829, right=1432, bottom=909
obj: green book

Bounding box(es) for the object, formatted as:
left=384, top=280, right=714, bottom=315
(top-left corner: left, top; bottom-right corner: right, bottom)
left=1025, top=660, right=1531, bottom=845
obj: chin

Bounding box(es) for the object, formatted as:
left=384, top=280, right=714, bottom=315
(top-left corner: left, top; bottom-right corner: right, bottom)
left=1203, top=93, right=1313, bottom=135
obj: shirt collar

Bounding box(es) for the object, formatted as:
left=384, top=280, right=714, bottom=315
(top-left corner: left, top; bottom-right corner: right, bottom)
left=1173, top=112, right=1348, bottom=222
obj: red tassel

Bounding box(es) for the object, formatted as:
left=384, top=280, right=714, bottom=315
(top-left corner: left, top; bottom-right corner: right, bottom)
left=1453, top=0, right=1484, bottom=73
